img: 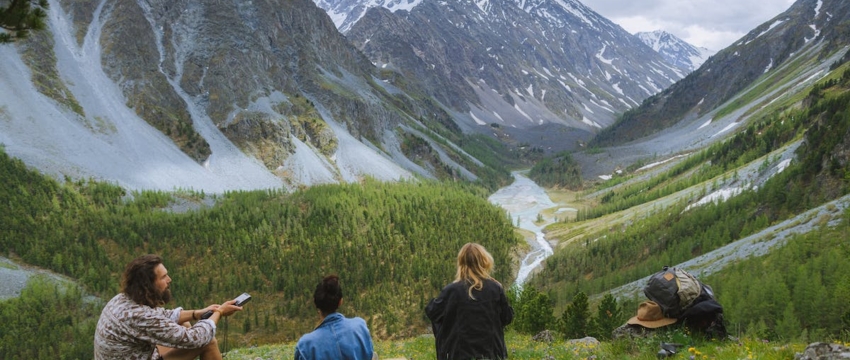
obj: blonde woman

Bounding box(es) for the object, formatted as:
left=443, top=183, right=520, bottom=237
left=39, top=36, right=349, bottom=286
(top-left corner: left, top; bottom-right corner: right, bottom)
left=425, top=243, right=514, bottom=360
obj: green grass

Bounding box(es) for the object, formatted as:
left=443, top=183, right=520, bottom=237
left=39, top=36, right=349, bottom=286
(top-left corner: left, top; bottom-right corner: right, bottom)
left=223, top=330, right=811, bottom=360
left=713, top=46, right=828, bottom=121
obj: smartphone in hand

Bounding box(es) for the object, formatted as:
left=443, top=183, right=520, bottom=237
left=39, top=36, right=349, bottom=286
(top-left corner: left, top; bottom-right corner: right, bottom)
left=234, top=292, right=251, bottom=306
left=200, top=293, right=251, bottom=319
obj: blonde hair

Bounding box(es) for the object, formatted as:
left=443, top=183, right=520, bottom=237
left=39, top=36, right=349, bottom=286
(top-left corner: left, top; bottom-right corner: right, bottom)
left=454, top=243, right=494, bottom=299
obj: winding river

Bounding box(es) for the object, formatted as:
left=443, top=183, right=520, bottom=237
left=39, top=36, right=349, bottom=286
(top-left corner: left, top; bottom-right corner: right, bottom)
left=488, top=171, right=557, bottom=287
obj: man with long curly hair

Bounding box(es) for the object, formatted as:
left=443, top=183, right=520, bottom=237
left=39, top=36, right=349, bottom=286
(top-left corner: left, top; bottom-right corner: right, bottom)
left=94, top=254, right=243, bottom=360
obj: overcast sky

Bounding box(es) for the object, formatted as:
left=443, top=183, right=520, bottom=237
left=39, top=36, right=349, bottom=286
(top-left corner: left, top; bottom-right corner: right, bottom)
left=581, top=0, right=797, bottom=50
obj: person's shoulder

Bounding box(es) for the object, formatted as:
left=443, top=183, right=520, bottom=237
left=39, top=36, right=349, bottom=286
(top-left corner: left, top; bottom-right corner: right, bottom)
left=444, top=281, right=466, bottom=292
left=348, top=316, right=369, bottom=327
left=106, top=293, right=127, bottom=304
left=296, top=328, right=322, bottom=345
left=484, top=278, right=506, bottom=290
left=103, top=293, right=138, bottom=312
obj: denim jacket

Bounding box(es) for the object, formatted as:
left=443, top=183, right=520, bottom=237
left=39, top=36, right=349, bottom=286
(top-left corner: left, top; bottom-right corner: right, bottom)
left=294, top=312, right=374, bottom=360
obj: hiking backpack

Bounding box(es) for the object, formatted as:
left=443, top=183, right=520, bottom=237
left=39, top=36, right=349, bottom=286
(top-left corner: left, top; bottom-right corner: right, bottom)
left=644, top=266, right=728, bottom=338
left=643, top=266, right=707, bottom=319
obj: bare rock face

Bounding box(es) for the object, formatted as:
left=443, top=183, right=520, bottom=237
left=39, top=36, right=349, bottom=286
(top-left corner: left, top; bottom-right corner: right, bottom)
left=218, top=94, right=342, bottom=169
left=343, top=0, right=683, bottom=136
left=53, top=0, right=419, bottom=169
left=56, top=0, right=99, bottom=47
left=795, top=342, right=850, bottom=360
left=26, top=0, right=491, bottom=184
left=220, top=111, right=294, bottom=169
left=96, top=0, right=209, bottom=162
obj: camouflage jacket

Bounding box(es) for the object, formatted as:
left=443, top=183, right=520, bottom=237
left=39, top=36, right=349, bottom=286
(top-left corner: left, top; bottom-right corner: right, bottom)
left=93, top=293, right=216, bottom=360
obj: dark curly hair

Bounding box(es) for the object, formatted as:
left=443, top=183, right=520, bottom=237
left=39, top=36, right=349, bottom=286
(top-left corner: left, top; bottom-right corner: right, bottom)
left=122, top=254, right=170, bottom=307
left=314, top=275, right=343, bottom=315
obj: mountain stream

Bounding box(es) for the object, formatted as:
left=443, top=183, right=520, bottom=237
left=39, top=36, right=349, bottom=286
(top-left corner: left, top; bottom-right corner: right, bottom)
left=488, top=171, right=557, bottom=287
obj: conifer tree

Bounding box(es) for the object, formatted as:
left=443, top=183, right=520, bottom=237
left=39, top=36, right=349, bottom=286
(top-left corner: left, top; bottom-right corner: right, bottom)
left=512, top=286, right=553, bottom=334
left=591, top=293, right=623, bottom=340
left=775, top=302, right=801, bottom=341
left=0, top=0, right=48, bottom=43
left=559, top=291, right=590, bottom=339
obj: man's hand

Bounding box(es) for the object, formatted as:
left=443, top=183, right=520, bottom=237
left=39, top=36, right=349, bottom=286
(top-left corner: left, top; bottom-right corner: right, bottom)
left=199, top=304, right=220, bottom=315
left=215, top=299, right=243, bottom=317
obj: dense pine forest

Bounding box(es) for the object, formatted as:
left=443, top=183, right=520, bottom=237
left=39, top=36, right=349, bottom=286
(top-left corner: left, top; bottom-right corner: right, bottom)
left=527, top=152, right=583, bottom=190
left=0, top=147, right=520, bottom=356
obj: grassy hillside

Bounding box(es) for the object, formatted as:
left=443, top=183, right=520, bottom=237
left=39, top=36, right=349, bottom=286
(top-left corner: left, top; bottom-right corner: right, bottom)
left=528, top=62, right=850, bottom=340
left=0, top=147, right=520, bottom=356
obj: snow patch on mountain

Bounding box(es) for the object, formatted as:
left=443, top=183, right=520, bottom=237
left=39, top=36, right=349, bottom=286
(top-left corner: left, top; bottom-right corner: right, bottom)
left=636, top=30, right=715, bottom=72
left=595, top=44, right=614, bottom=64
left=550, top=0, right=593, bottom=27
left=753, top=19, right=787, bottom=43
left=313, top=0, right=425, bottom=33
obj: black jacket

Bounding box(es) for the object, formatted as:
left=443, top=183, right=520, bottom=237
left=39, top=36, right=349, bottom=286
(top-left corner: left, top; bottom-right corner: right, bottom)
left=425, top=279, right=514, bottom=360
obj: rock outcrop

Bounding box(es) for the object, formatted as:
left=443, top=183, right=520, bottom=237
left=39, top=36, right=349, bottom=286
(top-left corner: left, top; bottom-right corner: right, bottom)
left=795, top=342, right=850, bottom=360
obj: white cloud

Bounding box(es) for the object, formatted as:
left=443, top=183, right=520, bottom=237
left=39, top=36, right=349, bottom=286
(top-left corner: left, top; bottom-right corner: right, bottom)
left=582, top=0, right=796, bottom=50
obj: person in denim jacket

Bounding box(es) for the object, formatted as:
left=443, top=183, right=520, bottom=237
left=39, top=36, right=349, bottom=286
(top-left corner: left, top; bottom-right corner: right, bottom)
left=294, top=275, right=375, bottom=360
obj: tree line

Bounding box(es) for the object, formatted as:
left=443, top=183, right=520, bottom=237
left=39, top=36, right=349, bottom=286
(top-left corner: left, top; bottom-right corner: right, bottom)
left=0, top=147, right=520, bottom=355
left=527, top=151, right=583, bottom=190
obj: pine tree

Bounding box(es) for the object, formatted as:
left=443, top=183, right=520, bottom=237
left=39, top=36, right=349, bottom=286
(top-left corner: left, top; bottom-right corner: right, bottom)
left=775, top=302, right=801, bottom=341
left=559, top=291, right=590, bottom=339
left=0, top=0, right=48, bottom=43
left=591, top=293, right=623, bottom=340
left=513, top=286, right=553, bottom=334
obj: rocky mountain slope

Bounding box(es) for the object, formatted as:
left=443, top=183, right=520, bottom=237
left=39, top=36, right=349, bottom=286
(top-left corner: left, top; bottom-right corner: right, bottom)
left=636, top=30, right=715, bottom=72
left=319, top=0, right=684, bottom=154
left=0, top=0, right=501, bottom=192
left=313, top=0, right=424, bottom=34
left=591, top=0, right=850, bottom=152
left=516, top=2, right=850, bottom=325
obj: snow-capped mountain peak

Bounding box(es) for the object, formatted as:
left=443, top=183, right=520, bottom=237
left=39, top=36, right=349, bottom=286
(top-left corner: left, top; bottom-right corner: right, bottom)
left=313, top=0, right=425, bottom=33
left=636, top=30, right=715, bottom=72
left=324, top=0, right=683, bottom=144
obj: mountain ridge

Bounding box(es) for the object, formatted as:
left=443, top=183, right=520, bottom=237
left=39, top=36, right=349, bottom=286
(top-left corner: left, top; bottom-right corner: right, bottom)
left=1, top=0, right=515, bottom=192
left=635, top=30, right=715, bottom=72
left=335, top=0, right=684, bottom=154
left=591, top=0, right=850, bottom=150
